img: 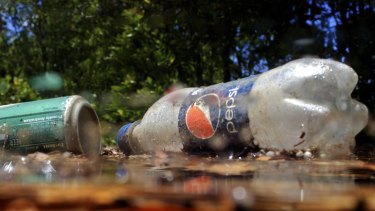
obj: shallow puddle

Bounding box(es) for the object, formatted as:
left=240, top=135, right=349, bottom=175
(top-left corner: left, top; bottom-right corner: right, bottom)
left=1, top=149, right=375, bottom=210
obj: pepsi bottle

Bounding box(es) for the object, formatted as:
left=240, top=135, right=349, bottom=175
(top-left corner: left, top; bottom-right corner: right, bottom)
left=117, top=58, right=368, bottom=157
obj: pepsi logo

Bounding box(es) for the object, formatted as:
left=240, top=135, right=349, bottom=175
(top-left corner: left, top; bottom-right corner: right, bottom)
left=185, top=94, right=220, bottom=139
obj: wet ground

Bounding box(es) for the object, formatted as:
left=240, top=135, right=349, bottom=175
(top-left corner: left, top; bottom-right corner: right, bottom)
left=2, top=148, right=375, bottom=210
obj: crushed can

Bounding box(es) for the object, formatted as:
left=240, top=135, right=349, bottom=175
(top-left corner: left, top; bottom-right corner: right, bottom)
left=0, top=95, right=101, bottom=156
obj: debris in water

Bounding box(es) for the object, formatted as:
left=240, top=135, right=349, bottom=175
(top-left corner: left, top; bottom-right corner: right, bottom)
left=304, top=151, right=313, bottom=159
left=296, top=150, right=304, bottom=158
left=266, top=151, right=275, bottom=157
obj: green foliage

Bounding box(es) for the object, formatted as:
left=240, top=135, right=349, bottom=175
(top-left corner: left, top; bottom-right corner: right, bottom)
left=0, top=0, right=374, bottom=145
left=0, top=75, right=39, bottom=104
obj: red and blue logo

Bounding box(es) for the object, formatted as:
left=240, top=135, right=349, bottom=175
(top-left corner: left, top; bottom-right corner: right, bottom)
left=179, top=77, right=255, bottom=155
left=185, top=94, right=220, bottom=139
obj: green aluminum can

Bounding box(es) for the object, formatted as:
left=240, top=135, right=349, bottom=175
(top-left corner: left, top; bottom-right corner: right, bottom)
left=0, top=95, right=101, bottom=156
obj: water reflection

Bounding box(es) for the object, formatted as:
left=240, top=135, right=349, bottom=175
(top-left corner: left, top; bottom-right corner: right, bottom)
left=0, top=152, right=103, bottom=183
left=116, top=164, right=129, bottom=183
left=41, top=160, right=55, bottom=182
left=2, top=161, right=14, bottom=173
left=0, top=151, right=375, bottom=209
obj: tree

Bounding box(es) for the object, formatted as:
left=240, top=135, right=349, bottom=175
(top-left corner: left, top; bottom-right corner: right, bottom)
left=0, top=0, right=374, bottom=144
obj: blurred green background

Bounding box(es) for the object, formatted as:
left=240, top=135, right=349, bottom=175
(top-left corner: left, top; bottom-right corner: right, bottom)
left=0, top=0, right=374, bottom=145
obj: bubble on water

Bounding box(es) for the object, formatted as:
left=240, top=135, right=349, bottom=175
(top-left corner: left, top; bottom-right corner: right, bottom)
left=228, top=154, right=234, bottom=160
left=157, top=171, right=174, bottom=184
left=232, top=186, right=254, bottom=209
left=296, top=150, right=304, bottom=158
left=304, top=151, right=313, bottom=159
left=266, top=151, right=275, bottom=157
left=232, top=186, right=247, bottom=200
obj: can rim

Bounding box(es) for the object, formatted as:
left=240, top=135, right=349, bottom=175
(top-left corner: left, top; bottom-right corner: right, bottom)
left=64, top=95, right=102, bottom=156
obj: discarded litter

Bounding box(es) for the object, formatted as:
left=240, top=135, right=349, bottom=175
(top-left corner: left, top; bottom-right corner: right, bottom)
left=0, top=96, right=101, bottom=156
left=118, top=58, right=368, bottom=157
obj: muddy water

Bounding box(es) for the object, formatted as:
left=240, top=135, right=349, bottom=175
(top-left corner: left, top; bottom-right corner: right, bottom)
left=1, top=149, right=375, bottom=210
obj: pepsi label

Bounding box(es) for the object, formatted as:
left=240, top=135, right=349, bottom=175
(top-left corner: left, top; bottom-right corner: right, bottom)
left=178, top=76, right=257, bottom=155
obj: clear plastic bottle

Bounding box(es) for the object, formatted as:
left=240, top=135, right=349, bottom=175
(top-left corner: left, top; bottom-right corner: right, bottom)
left=117, top=58, right=368, bottom=156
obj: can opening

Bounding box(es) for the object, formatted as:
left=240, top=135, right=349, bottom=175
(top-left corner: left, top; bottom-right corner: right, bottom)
left=76, top=104, right=101, bottom=157
left=64, top=96, right=102, bottom=156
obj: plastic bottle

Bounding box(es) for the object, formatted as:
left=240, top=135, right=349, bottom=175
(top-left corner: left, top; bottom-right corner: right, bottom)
left=117, top=58, right=369, bottom=157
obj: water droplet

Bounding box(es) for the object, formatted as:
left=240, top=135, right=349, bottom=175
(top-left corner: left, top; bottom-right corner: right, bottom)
left=304, top=151, right=313, bottom=159
left=266, top=151, right=275, bottom=157
left=232, top=186, right=247, bottom=201
left=296, top=150, right=304, bottom=157
left=157, top=171, right=174, bottom=184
